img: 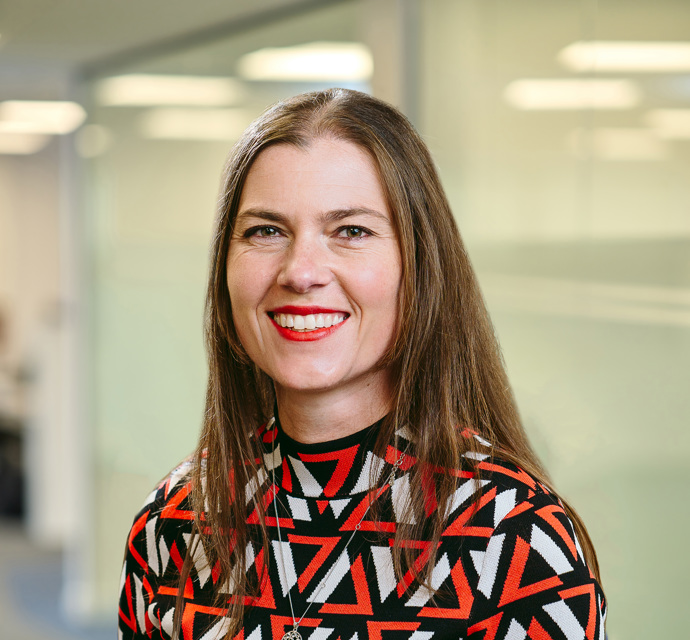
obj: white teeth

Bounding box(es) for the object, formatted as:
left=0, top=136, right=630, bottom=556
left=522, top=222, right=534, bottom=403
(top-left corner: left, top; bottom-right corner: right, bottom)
left=273, top=312, right=346, bottom=331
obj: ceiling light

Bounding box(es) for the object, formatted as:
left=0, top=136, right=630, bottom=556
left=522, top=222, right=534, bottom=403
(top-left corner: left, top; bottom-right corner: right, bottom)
left=504, top=79, right=640, bottom=110
left=237, top=42, right=373, bottom=82
left=139, top=108, right=253, bottom=141
left=645, top=109, right=690, bottom=138
left=96, top=74, right=245, bottom=107
left=559, top=41, right=690, bottom=72
left=0, top=101, right=86, bottom=134
left=0, top=132, right=51, bottom=154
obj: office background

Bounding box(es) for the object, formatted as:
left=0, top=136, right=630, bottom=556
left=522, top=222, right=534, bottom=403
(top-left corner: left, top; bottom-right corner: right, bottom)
left=0, top=1, right=688, bottom=638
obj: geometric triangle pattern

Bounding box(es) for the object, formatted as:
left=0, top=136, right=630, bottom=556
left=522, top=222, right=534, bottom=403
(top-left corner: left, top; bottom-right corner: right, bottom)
left=119, top=419, right=606, bottom=640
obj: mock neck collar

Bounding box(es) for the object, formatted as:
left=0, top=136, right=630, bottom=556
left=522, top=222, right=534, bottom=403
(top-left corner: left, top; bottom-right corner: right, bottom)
left=261, top=414, right=406, bottom=500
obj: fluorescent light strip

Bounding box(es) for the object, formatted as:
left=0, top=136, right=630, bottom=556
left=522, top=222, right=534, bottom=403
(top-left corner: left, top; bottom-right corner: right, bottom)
left=0, top=100, right=86, bottom=134
left=559, top=41, right=690, bottom=72
left=237, top=41, right=373, bottom=82
left=96, top=74, right=245, bottom=107
left=0, top=132, right=50, bottom=154
left=504, top=79, right=640, bottom=110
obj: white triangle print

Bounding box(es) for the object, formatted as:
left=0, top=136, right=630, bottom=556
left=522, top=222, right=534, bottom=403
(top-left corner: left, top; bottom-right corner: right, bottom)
left=199, top=616, right=232, bottom=640
left=330, top=498, right=351, bottom=518
left=290, top=457, right=323, bottom=497
left=145, top=516, right=160, bottom=576
left=246, top=626, right=262, bottom=640
left=287, top=495, right=312, bottom=521
left=504, top=619, right=527, bottom=640
left=493, top=488, right=517, bottom=527
left=307, top=628, right=334, bottom=640
left=351, top=451, right=383, bottom=494
left=158, top=537, right=170, bottom=575
left=371, top=546, right=396, bottom=602
left=476, top=533, right=505, bottom=599
left=470, top=549, right=486, bottom=576
left=161, top=607, right=175, bottom=637
left=530, top=525, right=573, bottom=575
left=271, top=540, right=298, bottom=595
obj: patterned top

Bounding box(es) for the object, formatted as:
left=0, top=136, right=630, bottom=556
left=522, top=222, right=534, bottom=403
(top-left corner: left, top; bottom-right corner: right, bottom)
left=119, top=418, right=606, bottom=640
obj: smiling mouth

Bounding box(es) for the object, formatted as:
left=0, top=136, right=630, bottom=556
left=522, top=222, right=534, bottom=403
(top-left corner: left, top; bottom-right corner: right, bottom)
left=269, top=312, right=347, bottom=332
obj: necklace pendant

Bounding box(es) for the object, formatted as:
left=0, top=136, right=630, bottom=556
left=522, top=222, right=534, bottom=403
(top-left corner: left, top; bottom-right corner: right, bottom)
left=281, top=630, right=302, bottom=640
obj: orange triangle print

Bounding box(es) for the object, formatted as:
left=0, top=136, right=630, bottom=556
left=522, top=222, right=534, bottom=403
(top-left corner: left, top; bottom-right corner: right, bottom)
left=316, top=500, right=329, bottom=514
left=498, top=536, right=563, bottom=607
left=340, top=488, right=396, bottom=533
left=418, top=555, right=474, bottom=619
left=319, top=554, right=373, bottom=616
left=467, top=612, right=503, bottom=640
left=286, top=534, right=340, bottom=593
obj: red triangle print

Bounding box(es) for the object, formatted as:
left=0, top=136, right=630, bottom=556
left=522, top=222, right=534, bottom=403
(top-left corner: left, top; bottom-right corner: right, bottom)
left=316, top=500, right=329, bottom=514
left=537, top=504, right=578, bottom=559
left=467, top=612, right=503, bottom=640
left=418, top=555, right=474, bottom=619
left=118, top=575, right=137, bottom=632
left=479, top=461, right=537, bottom=490
left=442, top=486, right=497, bottom=538
left=247, top=549, right=276, bottom=609
left=181, top=604, right=229, bottom=640
left=319, top=554, right=373, bottom=616
left=366, top=620, right=420, bottom=640
left=395, top=540, right=438, bottom=597
left=160, top=483, right=196, bottom=520
left=498, top=536, right=563, bottom=607
left=527, top=618, right=555, bottom=640
left=559, top=584, right=597, bottom=640
left=127, top=510, right=151, bottom=572
left=286, top=534, right=340, bottom=592
left=247, top=484, right=295, bottom=529
left=340, top=487, right=396, bottom=533
left=298, top=445, right=359, bottom=497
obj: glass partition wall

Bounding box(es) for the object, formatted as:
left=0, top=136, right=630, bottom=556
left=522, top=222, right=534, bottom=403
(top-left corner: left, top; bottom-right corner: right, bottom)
left=76, top=1, right=688, bottom=635
left=79, top=0, right=370, bottom=617
left=420, top=1, right=690, bottom=638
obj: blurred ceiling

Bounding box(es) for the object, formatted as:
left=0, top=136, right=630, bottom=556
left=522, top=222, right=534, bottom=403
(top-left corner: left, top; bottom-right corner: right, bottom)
left=0, top=0, right=345, bottom=97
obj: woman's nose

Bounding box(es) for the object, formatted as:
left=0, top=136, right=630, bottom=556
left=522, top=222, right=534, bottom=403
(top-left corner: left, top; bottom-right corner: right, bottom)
left=276, top=237, right=332, bottom=293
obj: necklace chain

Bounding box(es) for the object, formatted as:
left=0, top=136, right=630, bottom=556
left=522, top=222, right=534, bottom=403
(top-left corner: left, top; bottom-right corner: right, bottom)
left=268, top=419, right=404, bottom=640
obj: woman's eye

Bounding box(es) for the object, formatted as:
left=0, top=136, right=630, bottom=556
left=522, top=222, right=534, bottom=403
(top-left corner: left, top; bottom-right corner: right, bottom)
left=246, top=226, right=280, bottom=238
left=339, top=226, right=367, bottom=239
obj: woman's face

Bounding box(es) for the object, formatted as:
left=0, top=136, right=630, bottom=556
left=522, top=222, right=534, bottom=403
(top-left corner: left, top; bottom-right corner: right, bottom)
left=226, top=137, right=402, bottom=404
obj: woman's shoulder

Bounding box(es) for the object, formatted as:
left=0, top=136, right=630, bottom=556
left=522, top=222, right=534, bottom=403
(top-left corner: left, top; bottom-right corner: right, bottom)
left=444, top=452, right=607, bottom=636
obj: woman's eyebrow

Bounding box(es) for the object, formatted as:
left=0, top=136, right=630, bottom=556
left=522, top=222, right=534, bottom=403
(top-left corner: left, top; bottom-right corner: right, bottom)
left=236, top=207, right=390, bottom=224
left=235, top=208, right=287, bottom=224
left=322, top=207, right=390, bottom=223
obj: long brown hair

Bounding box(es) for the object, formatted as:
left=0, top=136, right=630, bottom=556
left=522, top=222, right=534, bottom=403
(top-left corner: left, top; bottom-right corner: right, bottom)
left=179, top=88, right=601, bottom=636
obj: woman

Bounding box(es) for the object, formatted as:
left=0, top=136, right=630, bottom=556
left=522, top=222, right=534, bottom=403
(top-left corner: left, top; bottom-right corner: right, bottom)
left=119, top=88, right=606, bottom=640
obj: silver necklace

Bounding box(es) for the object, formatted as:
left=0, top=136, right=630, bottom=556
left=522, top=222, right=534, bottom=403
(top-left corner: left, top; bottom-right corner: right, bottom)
left=269, top=419, right=404, bottom=640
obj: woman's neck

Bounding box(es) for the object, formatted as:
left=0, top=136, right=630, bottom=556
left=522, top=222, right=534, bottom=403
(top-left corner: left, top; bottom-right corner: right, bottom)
left=274, top=375, right=392, bottom=444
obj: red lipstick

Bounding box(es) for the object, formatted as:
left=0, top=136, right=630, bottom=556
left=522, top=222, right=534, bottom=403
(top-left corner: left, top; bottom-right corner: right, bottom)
left=271, top=306, right=343, bottom=315
left=269, top=306, right=349, bottom=342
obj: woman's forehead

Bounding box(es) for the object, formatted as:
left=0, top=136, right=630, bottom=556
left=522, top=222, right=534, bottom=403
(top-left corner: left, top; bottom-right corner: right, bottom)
left=237, top=138, right=390, bottom=221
